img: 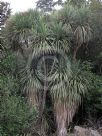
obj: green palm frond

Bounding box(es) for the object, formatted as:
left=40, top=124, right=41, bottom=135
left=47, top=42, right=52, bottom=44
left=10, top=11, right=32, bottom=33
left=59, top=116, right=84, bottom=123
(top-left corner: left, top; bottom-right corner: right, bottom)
left=68, top=62, right=90, bottom=102
left=9, top=10, right=40, bottom=31
left=5, top=10, right=47, bottom=49
left=50, top=57, right=71, bottom=100
left=20, top=58, right=42, bottom=95
left=50, top=61, right=90, bottom=105
left=32, top=15, right=49, bottom=39
left=77, top=5, right=90, bottom=25
left=59, top=4, right=77, bottom=23
left=50, top=21, right=65, bottom=39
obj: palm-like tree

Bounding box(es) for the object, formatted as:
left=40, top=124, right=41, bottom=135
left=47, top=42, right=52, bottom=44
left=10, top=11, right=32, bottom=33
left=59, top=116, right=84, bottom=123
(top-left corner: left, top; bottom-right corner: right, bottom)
left=58, top=4, right=92, bottom=62
left=5, top=5, right=91, bottom=136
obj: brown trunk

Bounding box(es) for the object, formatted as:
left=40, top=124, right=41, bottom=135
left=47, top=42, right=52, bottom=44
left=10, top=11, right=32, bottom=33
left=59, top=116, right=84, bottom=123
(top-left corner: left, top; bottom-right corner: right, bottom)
left=54, top=102, right=78, bottom=136
left=39, top=56, right=48, bottom=136
left=39, top=56, right=48, bottom=117
left=73, top=44, right=81, bottom=63
left=67, top=103, right=77, bottom=126
left=55, top=102, right=68, bottom=136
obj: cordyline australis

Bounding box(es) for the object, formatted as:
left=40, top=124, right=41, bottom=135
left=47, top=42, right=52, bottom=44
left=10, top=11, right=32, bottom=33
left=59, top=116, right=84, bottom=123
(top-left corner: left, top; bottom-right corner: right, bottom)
left=5, top=6, right=91, bottom=135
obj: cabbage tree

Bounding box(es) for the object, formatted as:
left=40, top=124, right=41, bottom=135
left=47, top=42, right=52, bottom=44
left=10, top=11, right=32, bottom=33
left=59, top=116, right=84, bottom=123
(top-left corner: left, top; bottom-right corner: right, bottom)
left=5, top=7, right=91, bottom=136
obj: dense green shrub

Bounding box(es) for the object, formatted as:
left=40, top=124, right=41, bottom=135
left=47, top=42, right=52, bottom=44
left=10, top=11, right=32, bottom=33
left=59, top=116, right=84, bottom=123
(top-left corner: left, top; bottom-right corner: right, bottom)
left=0, top=96, right=36, bottom=136
left=80, top=61, right=102, bottom=120
left=0, top=52, right=37, bottom=136
left=85, top=75, right=102, bottom=119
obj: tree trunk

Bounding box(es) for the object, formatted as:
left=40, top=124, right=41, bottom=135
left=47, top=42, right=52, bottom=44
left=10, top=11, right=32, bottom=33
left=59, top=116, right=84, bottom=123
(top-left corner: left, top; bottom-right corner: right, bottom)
left=54, top=102, right=78, bottom=136
left=54, top=102, right=68, bottom=136
left=67, top=103, right=77, bottom=126
left=73, top=43, right=81, bottom=63
left=39, top=56, right=48, bottom=136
